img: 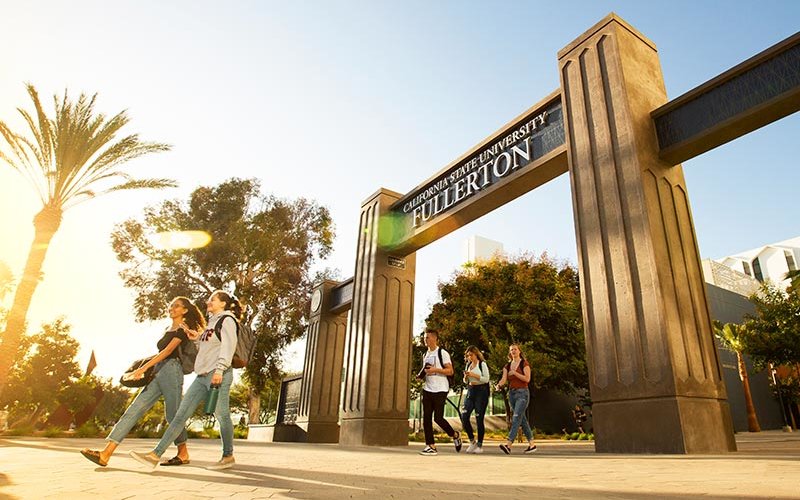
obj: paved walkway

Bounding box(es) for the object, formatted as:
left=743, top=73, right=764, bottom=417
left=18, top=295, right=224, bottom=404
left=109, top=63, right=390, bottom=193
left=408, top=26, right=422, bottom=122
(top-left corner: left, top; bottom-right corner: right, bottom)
left=1, top=431, right=799, bottom=499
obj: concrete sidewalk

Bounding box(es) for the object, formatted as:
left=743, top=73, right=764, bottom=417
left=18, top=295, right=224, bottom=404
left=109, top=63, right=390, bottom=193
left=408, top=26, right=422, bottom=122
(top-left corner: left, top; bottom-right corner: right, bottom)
left=1, top=431, right=798, bottom=499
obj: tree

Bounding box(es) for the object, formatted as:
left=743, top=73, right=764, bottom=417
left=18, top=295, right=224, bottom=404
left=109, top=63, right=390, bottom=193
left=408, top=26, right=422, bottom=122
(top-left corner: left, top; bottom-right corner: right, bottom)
left=425, top=253, right=587, bottom=395
left=0, top=84, right=174, bottom=399
left=111, top=178, right=334, bottom=423
left=0, top=318, right=82, bottom=427
left=713, top=321, right=760, bottom=432
left=742, top=282, right=800, bottom=370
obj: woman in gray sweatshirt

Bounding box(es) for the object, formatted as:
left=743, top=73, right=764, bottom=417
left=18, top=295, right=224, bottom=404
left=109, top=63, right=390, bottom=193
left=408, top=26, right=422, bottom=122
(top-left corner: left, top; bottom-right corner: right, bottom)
left=130, top=290, right=240, bottom=471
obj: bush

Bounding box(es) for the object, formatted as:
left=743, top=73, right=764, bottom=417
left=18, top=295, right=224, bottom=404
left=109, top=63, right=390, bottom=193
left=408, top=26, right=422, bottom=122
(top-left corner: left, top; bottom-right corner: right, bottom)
left=5, top=423, right=36, bottom=436
left=233, top=426, right=248, bottom=439
left=75, top=421, right=101, bottom=438
left=578, top=433, right=589, bottom=440
left=43, top=426, right=64, bottom=437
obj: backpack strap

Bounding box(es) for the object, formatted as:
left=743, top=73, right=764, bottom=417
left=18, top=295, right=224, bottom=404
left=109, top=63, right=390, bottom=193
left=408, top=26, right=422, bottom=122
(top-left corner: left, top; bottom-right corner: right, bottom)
left=214, top=315, right=238, bottom=341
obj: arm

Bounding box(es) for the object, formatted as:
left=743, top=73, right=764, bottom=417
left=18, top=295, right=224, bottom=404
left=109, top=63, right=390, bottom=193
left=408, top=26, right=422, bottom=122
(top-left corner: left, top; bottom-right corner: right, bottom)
left=130, top=337, right=182, bottom=378
left=478, top=361, right=490, bottom=384
left=495, top=366, right=509, bottom=390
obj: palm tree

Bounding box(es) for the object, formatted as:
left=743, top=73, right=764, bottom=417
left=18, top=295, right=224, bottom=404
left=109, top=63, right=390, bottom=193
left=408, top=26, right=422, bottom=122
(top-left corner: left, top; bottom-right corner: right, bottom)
left=713, top=320, right=761, bottom=432
left=0, top=84, right=174, bottom=399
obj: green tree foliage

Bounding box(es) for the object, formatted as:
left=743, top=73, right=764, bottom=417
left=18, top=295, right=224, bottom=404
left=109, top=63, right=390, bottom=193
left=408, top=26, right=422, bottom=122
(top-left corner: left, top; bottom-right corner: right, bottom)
left=742, top=282, right=800, bottom=370
left=0, top=318, right=81, bottom=425
left=110, top=178, right=334, bottom=422
left=424, top=253, right=587, bottom=395
left=0, top=84, right=173, bottom=399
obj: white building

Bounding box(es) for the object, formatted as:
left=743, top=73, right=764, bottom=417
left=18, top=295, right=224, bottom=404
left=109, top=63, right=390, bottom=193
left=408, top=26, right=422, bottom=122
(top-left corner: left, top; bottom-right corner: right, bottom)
left=462, top=235, right=504, bottom=264
left=709, top=236, right=799, bottom=290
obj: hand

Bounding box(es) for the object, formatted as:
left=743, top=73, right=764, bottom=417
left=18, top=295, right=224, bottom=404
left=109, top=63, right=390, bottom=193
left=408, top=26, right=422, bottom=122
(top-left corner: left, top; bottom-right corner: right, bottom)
left=180, top=323, right=200, bottom=340
left=424, top=365, right=435, bottom=375
left=508, top=370, right=516, bottom=378
left=211, top=371, right=223, bottom=385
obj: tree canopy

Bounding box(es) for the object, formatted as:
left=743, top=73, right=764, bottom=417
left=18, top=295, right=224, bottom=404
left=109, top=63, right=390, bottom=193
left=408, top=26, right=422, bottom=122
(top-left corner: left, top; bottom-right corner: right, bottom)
left=110, top=177, right=335, bottom=399
left=424, top=253, right=587, bottom=394
left=742, top=282, right=800, bottom=370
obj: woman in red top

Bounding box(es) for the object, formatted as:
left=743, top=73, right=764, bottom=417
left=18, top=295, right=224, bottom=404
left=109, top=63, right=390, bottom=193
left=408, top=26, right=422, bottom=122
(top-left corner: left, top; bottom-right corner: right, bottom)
left=495, top=344, right=537, bottom=454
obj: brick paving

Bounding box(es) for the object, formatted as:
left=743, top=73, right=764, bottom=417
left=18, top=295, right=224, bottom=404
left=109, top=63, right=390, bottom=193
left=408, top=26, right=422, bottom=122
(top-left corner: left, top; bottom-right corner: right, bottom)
left=1, top=431, right=799, bottom=499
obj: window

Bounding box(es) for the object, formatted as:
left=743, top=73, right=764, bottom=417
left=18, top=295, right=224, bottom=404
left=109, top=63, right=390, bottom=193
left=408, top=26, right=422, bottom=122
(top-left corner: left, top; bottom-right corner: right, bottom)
left=752, top=258, right=764, bottom=282
left=786, top=250, right=797, bottom=272
left=742, top=261, right=752, bottom=276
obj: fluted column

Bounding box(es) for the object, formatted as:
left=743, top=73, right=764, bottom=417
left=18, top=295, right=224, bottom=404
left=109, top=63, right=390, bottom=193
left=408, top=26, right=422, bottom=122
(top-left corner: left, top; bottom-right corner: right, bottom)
left=559, top=14, right=736, bottom=453
left=340, top=188, right=416, bottom=446
left=296, top=280, right=348, bottom=442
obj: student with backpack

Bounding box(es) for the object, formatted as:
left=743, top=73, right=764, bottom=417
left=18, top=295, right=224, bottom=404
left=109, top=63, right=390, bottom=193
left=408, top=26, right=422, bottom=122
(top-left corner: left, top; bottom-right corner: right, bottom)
left=130, top=290, right=245, bottom=471
left=495, top=343, right=537, bottom=455
left=418, top=329, right=462, bottom=456
left=460, top=345, right=490, bottom=454
left=80, top=296, right=204, bottom=467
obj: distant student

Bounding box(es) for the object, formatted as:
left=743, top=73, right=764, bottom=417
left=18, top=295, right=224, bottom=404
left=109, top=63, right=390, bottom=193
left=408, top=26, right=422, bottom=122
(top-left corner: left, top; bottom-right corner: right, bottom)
left=418, top=329, right=462, bottom=455
left=495, top=344, right=537, bottom=455
left=130, top=290, right=240, bottom=471
left=460, top=345, right=490, bottom=454
left=80, top=296, right=204, bottom=467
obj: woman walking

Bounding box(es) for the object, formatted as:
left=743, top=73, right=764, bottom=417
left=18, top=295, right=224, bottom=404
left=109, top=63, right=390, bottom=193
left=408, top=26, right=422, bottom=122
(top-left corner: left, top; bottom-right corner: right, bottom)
left=495, top=344, right=537, bottom=455
left=460, top=346, right=490, bottom=454
left=130, top=290, right=240, bottom=470
left=80, top=297, right=205, bottom=467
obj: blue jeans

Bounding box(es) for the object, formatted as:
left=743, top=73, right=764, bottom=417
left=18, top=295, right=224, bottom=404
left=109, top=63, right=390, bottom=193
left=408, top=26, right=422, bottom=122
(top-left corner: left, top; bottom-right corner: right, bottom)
left=507, top=387, right=533, bottom=442
left=153, top=369, right=234, bottom=457
left=107, top=358, right=186, bottom=446
left=460, top=384, right=489, bottom=446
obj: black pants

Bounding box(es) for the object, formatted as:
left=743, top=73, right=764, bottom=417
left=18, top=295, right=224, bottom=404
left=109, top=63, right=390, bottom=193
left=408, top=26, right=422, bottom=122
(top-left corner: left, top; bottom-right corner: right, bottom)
left=422, top=390, right=455, bottom=445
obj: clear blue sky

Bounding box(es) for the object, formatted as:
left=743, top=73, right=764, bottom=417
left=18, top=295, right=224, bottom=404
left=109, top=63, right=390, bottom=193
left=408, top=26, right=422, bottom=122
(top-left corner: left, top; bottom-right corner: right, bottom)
left=1, top=0, right=798, bottom=376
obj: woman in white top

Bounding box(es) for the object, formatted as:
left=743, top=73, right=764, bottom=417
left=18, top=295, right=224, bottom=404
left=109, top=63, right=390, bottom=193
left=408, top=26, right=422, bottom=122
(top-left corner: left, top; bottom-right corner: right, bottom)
left=460, top=345, right=490, bottom=454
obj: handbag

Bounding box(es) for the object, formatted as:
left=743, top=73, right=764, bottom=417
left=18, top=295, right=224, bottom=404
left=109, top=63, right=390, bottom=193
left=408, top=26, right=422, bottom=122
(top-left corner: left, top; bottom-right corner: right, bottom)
left=119, top=355, right=157, bottom=388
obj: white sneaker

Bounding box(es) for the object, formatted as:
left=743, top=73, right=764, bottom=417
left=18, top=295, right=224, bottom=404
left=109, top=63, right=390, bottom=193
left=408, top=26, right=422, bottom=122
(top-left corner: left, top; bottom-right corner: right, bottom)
left=207, top=455, right=235, bottom=470
left=418, top=445, right=438, bottom=455
left=465, top=442, right=477, bottom=454
left=129, top=450, right=159, bottom=472
left=473, top=445, right=483, bottom=454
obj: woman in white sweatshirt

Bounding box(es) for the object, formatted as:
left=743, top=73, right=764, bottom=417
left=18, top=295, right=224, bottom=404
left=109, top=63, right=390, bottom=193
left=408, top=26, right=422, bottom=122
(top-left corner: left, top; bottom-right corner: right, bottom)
left=130, top=290, right=240, bottom=471
left=460, top=345, right=490, bottom=454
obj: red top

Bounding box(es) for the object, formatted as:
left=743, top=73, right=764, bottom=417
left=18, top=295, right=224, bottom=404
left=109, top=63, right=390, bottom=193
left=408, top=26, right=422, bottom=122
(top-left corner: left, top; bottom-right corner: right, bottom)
left=506, top=359, right=530, bottom=389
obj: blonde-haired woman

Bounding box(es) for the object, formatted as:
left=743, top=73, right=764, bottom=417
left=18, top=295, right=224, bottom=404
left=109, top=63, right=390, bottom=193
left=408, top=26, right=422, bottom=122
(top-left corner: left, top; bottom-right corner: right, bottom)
left=460, top=346, right=490, bottom=454
left=495, top=344, right=537, bottom=454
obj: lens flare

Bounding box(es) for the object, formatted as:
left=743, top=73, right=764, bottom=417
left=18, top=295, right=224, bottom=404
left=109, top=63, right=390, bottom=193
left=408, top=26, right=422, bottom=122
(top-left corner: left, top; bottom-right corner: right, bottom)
left=148, top=230, right=212, bottom=250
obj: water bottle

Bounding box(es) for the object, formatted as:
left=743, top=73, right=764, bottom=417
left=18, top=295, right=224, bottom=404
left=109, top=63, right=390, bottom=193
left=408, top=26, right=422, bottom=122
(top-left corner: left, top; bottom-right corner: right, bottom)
left=204, top=384, right=220, bottom=415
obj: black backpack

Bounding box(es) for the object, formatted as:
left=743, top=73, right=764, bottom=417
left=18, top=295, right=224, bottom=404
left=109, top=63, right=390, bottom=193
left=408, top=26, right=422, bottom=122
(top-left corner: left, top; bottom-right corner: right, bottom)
left=213, top=315, right=257, bottom=368
left=176, top=336, right=198, bottom=375
left=437, top=347, right=455, bottom=388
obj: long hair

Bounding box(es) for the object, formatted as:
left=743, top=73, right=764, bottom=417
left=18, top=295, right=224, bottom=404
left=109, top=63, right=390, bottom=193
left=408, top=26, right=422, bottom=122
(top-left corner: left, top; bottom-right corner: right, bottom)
left=211, top=290, right=243, bottom=320
left=173, top=296, right=206, bottom=331
left=507, top=343, right=526, bottom=362
left=465, top=345, right=485, bottom=363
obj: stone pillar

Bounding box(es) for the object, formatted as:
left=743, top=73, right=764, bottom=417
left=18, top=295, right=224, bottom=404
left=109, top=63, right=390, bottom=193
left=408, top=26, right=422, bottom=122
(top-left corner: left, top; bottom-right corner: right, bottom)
left=558, top=14, right=736, bottom=453
left=295, top=280, right=348, bottom=443
left=340, top=188, right=416, bottom=446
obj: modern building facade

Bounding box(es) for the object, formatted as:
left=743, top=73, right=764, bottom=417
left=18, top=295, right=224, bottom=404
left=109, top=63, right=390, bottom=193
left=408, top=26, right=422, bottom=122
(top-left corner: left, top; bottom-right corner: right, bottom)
left=711, top=236, right=799, bottom=289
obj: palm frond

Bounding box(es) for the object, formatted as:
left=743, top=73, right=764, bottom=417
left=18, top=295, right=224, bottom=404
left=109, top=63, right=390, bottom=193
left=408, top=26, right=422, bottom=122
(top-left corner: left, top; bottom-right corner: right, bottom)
left=0, top=83, right=174, bottom=212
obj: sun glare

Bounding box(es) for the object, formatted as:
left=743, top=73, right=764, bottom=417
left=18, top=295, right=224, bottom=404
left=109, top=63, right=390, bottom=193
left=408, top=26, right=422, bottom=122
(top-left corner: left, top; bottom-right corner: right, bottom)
left=148, top=230, right=212, bottom=250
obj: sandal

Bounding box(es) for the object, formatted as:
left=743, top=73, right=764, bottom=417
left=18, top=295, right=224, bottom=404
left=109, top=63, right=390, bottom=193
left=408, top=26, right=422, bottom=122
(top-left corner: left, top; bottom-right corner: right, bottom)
left=80, top=448, right=108, bottom=467
left=161, top=456, right=190, bottom=466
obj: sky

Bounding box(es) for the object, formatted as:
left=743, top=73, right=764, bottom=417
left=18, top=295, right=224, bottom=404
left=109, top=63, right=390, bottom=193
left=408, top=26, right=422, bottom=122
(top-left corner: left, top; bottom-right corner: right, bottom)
left=0, top=1, right=798, bottom=381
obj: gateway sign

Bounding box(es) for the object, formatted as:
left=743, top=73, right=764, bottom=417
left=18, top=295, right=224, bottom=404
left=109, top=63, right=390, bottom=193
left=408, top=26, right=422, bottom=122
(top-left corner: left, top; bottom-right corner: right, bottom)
left=393, top=95, right=565, bottom=231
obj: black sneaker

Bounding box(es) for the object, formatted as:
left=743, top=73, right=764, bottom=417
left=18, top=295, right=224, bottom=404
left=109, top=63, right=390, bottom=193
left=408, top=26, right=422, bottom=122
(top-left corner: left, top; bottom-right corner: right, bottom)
left=499, top=444, right=511, bottom=455
left=453, top=434, right=463, bottom=453
left=523, top=445, right=538, bottom=454
left=419, top=445, right=438, bottom=455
